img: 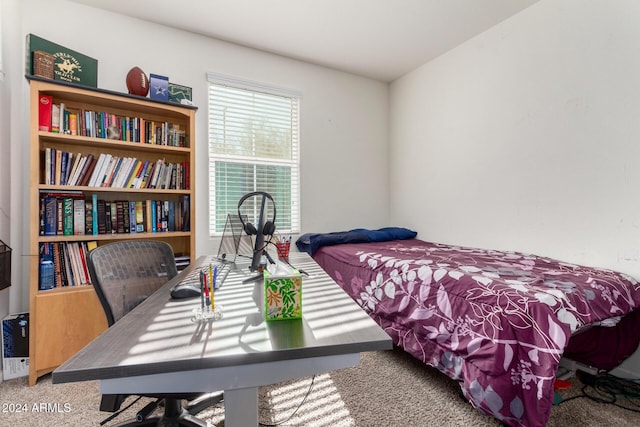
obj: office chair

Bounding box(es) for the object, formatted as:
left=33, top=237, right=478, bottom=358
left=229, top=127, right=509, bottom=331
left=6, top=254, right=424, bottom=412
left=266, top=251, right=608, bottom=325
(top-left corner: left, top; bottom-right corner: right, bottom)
left=87, top=240, right=222, bottom=427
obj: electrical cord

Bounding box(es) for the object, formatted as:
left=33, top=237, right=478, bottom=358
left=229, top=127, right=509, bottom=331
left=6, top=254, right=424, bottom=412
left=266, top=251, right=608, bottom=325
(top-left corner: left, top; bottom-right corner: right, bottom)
left=259, top=375, right=316, bottom=426
left=556, top=370, right=640, bottom=413
left=99, top=396, right=143, bottom=425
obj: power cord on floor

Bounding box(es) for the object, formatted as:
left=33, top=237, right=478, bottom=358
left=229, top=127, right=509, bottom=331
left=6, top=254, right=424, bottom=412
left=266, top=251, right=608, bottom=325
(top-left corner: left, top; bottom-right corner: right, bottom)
left=259, top=375, right=316, bottom=426
left=555, top=370, right=640, bottom=413
left=99, top=396, right=144, bottom=425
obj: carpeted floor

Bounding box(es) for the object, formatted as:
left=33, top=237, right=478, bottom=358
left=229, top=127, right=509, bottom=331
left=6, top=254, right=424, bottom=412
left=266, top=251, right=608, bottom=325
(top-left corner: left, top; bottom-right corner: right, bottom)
left=1, top=347, right=639, bottom=426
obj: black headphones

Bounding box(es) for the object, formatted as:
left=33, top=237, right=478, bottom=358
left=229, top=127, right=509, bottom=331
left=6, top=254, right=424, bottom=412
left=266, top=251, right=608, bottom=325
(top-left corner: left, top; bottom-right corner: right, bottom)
left=237, top=191, right=277, bottom=236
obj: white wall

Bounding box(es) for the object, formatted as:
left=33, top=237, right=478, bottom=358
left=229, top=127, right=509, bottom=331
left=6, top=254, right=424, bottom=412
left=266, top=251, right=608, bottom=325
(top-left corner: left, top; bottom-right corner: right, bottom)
left=0, top=0, right=23, bottom=322
left=389, top=0, right=640, bottom=376
left=4, top=0, right=389, bottom=313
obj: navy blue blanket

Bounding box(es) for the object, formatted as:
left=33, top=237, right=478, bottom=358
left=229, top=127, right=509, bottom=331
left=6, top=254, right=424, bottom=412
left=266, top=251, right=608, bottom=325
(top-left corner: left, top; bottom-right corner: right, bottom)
left=295, top=227, right=417, bottom=255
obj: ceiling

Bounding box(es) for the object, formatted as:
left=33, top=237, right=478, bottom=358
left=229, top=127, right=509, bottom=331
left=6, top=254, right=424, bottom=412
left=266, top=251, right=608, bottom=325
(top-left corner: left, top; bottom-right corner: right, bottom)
left=71, top=0, right=539, bottom=82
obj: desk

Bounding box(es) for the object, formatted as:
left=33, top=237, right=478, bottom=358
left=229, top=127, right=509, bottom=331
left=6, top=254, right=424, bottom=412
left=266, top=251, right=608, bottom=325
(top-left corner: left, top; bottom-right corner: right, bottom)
left=52, top=252, right=392, bottom=426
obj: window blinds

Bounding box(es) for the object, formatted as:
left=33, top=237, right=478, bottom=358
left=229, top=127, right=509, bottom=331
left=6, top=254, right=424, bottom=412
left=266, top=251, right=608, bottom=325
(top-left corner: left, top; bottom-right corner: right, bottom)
left=207, top=73, right=300, bottom=236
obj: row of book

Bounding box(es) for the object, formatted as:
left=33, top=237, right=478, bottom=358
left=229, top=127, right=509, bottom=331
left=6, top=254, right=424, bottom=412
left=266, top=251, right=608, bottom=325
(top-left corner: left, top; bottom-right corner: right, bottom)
left=40, top=191, right=190, bottom=236
left=43, top=148, right=190, bottom=190
left=38, top=95, right=188, bottom=147
left=39, top=241, right=95, bottom=290
left=39, top=241, right=191, bottom=291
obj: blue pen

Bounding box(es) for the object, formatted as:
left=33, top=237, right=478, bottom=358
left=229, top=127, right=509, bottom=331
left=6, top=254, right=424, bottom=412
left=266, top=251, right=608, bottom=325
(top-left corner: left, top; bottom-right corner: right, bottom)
left=213, top=266, right=218, bottom=290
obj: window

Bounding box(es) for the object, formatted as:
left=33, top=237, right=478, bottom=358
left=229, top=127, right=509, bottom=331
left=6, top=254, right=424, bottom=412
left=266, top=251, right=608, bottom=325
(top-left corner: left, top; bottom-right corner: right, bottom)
left=207, top=73, right=300, bottom=236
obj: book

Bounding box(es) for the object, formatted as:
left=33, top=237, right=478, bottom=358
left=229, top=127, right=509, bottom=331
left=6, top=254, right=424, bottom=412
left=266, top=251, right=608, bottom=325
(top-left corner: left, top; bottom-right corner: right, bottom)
left=38, top=243, right=55, bottom=291
left=59, top=151, right=68, bottom=185
left=38, top=95, right=53, bottom=132
left=54, top=149, right=62, bottom=185
left=109, top=202, right=117, bottom=234
left=51, top=243, right=62, bottom=287
left=67, top=152, right=83, bottom=186
left=91, top=194, right=98, bottom=235
left=98, top=155, right=116, bottom=187
left=78, top=154, right=97, bottom=187
left=44, top=197, right=58, bottom=236
left=69, top=113, right=77, bottom=136
left=77, top=243, right=91, bottom=285
left=151, top=200, right=157, bottom=232
left=97, top=199, right=107, bottom=234
left=84, top=200, right=93, bottom=235
left=59, top=102, right=66, bottom=134
left=104, top=202, right=112, bottom=234
left=44, top=147, right=52, bottom=185
left=88, top=153, right=106, bottom=187
left=122, top=200, right=130, bottom=234
left=125, top=159, right=143, bottom=188
left=167, top=201, right=175, bottom=232
left=145, top=200, right=153, bottom=233
left=115, top=200, right=126, bottom=234
left=135, top=201, right=144, bottom=232
left=51, top=103, right=60, bottom=133
left=62, top=197, right=74, bottom=236
left=62, top=242, right=76, bottom=287
left=73, top=198, right=85, bottom=235
left=182, top=195, right=190, bottom=232
left=128, top=201, right=137, bottom=233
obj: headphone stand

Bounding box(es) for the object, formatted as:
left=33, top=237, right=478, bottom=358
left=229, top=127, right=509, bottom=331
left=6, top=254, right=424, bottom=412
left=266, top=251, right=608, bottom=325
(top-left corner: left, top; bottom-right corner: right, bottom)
left=241, top=249, right=275, bottom=284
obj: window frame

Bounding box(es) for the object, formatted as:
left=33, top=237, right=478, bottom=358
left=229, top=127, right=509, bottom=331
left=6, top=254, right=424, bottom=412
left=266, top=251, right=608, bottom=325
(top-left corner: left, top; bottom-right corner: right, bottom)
left=207, top=72, right=301, bottom=237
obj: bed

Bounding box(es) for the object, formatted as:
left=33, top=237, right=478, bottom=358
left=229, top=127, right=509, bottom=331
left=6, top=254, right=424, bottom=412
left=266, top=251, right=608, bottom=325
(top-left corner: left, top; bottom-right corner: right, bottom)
left=297, top=229, right=640, bottom=427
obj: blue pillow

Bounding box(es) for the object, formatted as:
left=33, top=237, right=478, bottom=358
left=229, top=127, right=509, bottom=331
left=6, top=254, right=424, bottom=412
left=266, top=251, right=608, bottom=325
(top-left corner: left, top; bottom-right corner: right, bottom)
left=350, top=227, right=417, bottom=242
left=296, top=231, right=370, bottom=255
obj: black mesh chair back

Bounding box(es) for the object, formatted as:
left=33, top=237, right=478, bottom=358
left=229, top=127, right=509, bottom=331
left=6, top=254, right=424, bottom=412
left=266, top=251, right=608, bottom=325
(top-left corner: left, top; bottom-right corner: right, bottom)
left=86, top=240, right=220, bottom=426
left=87, top=240, right=178, bottom=326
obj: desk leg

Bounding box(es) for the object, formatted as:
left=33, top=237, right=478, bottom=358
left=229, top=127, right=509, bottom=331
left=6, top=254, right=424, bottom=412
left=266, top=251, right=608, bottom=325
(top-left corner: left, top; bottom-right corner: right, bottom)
left=224, top=386, right=258, bottom=427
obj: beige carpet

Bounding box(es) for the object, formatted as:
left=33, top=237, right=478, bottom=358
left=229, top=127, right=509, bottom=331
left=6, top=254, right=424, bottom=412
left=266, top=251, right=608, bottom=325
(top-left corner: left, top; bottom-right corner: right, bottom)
left=1, top=347, right=639, bottom=426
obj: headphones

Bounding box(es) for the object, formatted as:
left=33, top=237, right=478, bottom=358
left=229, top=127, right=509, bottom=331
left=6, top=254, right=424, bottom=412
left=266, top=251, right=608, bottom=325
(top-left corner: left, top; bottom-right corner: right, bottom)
left=237, top=191, right=277, bottom=236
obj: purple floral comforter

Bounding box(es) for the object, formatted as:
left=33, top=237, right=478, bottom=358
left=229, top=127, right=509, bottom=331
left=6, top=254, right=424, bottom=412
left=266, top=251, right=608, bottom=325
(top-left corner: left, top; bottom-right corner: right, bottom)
left=313, top=239, right=640, bottom=427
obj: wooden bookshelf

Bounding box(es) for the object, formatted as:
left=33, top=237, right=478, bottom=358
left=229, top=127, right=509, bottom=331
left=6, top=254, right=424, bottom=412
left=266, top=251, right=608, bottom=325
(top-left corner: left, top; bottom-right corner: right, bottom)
left=27, top=77, right=197, bottom=385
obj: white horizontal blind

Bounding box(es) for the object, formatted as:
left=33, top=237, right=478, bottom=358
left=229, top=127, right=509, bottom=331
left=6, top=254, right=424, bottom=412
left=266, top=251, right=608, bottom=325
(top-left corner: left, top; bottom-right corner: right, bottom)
left=207, top=73, right=300, bottom=236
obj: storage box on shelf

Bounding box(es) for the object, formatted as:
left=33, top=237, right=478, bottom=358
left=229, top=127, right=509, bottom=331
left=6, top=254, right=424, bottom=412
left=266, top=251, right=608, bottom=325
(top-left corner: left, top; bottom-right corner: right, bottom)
left=27, top=76, right=197, bottom=385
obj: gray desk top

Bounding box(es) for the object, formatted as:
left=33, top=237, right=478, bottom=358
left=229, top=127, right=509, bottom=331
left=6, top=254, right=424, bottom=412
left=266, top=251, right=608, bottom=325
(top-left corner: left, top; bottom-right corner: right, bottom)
left=53, top=252, right=392, bottom=384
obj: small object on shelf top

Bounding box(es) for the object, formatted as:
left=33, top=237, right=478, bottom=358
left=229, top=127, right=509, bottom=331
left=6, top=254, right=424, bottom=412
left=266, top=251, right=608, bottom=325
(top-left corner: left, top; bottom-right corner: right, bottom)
left=126, top=66, right=149, bottom=97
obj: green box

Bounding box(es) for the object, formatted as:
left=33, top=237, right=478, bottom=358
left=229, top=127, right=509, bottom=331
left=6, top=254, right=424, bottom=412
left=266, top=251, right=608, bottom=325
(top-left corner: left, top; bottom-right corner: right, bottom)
left=264, top=270, right=302, bottom=321
left=168, top=83, right=193, bottom=103
left=26, top=34, right=98, bottom=87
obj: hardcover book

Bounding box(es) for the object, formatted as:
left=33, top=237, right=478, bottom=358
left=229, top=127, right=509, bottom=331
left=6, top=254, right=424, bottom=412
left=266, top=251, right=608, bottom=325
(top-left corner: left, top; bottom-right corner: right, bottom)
left=38, top=95, right=52, bottom=132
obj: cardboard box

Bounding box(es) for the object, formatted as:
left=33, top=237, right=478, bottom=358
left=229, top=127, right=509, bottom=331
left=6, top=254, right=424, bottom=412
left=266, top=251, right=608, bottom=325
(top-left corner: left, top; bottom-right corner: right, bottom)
left=2, top=313, right=29, bottom=380
left=264, top=270, right=302, bottom=321
left=149, top=74, right=169, bottom=101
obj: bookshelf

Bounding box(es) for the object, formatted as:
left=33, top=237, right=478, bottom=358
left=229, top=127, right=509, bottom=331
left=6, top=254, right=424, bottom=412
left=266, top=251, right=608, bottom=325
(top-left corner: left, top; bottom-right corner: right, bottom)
left=27, top=76, right=196, bottom=385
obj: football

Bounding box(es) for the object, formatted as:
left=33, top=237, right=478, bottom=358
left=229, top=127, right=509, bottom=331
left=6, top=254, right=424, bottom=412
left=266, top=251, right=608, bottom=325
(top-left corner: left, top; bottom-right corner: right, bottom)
left=126, top=66, right=149, bottom=97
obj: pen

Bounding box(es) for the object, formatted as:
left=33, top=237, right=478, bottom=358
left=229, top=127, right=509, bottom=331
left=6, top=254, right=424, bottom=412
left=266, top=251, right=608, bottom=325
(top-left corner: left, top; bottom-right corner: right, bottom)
left=199, top=270, right=205, bottom=309
left=210, top=264, right=215, bottom=309
left=203, top=272, right=211, bottom=310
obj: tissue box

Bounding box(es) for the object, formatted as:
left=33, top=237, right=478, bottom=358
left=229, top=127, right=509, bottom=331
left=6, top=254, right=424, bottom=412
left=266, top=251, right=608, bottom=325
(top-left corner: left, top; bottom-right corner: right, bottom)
left=264, top=270, right=302, bottom=321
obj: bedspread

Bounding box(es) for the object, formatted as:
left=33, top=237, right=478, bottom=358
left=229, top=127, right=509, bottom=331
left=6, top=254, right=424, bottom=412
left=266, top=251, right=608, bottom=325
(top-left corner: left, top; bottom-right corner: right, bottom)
left=313, top=239, right=640, bottom=427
